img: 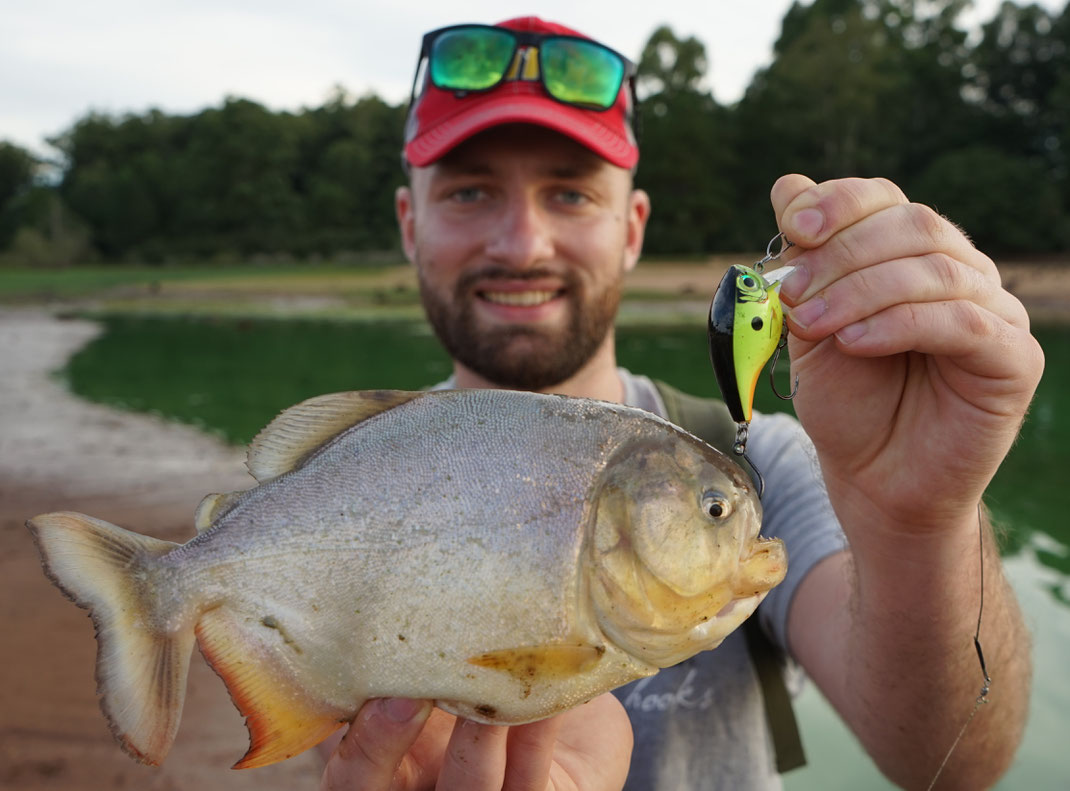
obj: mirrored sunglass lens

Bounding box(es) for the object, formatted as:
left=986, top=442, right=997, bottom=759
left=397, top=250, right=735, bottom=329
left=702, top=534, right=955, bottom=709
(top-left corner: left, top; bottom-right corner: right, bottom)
left=430, top=28, right=516, bottom=91
left=540, top=39, right=624, bottom=108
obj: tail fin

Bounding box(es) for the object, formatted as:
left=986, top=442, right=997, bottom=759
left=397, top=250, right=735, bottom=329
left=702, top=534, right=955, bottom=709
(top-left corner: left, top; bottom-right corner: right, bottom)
left=27, top=512, right=194, bottom=766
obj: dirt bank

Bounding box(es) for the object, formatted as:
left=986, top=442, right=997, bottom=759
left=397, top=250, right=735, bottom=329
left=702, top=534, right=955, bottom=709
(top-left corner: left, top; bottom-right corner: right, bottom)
left=0, top=309, right=322, bottom=789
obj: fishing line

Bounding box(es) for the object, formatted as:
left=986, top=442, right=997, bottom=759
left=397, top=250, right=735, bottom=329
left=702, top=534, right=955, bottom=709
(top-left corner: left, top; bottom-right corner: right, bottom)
left=924, top=503, right=990, bottom=791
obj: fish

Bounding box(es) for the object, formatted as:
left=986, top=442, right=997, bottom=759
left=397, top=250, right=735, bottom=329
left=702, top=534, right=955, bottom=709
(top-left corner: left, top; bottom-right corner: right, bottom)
left=26, top=388, right=787, bottom=770
left=707, top=264, right=794, bottom=424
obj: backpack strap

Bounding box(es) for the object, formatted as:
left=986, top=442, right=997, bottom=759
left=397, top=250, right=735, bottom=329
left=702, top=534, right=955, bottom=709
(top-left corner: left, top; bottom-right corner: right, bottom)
left=652, top=379, right=807, bottom=773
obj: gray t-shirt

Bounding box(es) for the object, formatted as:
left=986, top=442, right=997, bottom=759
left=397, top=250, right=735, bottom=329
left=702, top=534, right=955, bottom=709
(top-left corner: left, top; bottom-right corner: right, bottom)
left=432, top=370, right=847, bottom=790
left=616, top=369, right=846, bottom=790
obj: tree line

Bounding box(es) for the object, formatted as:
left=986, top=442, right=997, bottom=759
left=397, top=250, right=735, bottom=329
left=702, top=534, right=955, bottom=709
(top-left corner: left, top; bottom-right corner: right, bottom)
left=1, top=0, right=1068, bottom=267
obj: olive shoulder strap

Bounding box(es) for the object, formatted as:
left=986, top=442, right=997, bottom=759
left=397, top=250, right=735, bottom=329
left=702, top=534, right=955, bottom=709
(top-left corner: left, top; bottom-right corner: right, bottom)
left=652, top=379, right=806, bottom=773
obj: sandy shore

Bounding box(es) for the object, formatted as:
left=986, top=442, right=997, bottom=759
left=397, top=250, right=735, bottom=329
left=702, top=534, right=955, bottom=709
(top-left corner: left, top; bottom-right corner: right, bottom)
left=0, top=309, right=322, bottom=789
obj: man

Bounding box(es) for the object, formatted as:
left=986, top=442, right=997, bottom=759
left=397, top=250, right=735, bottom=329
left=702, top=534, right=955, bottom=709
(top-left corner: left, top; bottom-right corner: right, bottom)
left=320, top=16, right=1041, bottom=790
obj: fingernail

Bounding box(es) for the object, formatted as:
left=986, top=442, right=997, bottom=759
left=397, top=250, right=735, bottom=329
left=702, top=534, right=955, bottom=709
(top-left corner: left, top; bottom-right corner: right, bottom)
left=778, top=265, right=810, bottom=302
left=787, top=296, right=826, bottom=328
left=791, top=208, right=824, bottom=238
left=836, top=321, right=867, bottom=344
left=382, top=698, right=427, bottom=723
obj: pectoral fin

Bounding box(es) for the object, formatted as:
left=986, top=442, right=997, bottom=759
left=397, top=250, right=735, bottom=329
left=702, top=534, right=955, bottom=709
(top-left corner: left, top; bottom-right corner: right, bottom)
left=468, top=642, right=606, bottom=684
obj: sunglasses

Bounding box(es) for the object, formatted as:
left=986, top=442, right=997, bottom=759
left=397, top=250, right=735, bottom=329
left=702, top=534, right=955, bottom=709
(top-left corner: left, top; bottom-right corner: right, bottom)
left=409, top=23, right=637, bottom=112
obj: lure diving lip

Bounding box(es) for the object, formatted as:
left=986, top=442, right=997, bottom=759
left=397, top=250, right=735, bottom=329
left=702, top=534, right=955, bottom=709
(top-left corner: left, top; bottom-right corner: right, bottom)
left=707, top=264, right=792, bottom=424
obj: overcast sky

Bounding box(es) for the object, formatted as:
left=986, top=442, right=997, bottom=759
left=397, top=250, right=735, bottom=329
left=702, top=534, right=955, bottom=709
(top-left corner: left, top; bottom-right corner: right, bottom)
left=2, top=0, right=1064, bottom=157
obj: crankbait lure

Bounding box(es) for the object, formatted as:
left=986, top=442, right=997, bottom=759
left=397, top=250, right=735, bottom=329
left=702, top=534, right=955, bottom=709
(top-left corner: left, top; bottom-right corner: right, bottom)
left=707, top=232, right=798, bottom=495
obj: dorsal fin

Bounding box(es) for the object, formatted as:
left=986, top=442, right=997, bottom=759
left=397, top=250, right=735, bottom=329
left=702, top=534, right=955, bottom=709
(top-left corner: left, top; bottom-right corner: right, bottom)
left=193, top=491, right=245, bottom=532
left=246, top=390, right=423, bottom=484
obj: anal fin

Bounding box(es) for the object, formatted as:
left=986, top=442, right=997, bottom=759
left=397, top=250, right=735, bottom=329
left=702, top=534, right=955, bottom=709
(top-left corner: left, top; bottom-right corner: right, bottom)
left=195, top=607, right=347, bottom=769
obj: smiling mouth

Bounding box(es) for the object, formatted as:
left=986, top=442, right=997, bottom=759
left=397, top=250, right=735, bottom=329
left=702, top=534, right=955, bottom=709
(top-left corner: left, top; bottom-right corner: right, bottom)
left=478, top=289, right=563, bottom=307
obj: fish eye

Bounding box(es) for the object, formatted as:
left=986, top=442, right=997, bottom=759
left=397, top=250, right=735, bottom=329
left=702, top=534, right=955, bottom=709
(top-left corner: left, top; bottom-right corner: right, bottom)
left=741, top=276, right=757, bottom=288
left=701, top=491, right=731, bottom=521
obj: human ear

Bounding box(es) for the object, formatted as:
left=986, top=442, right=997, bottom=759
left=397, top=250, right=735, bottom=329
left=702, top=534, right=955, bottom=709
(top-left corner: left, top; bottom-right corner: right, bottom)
left=395, top=185, right=416, bottom=264
left=623, top=188, right=651, bottom=273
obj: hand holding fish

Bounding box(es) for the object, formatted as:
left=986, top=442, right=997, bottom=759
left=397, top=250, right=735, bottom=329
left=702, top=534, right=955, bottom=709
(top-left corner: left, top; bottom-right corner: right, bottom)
left=768, top=174, right=1041, bottom=787
left=321, top=693, right=632, bottom=790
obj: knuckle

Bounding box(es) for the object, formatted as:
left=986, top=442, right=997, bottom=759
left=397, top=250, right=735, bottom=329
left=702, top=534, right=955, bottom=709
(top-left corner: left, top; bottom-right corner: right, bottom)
left=950, top=299, right=993, bottom=339
left=905, top=202, right=947, bottom=245
left=816, top=177, right=865, bottom=218
left=828, top=223, right=868, bottom=264
left=922, top=252, right=963, bottom=295
left=872, top=176, right=907, bottom=203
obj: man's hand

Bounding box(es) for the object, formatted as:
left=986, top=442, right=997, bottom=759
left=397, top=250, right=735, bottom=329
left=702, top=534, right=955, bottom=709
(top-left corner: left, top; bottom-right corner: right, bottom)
left=320, top=693, right=633, bottom=791
left=772, top=174, right=1043, bottom=532
left=771, top=175, right=1041, bottom=788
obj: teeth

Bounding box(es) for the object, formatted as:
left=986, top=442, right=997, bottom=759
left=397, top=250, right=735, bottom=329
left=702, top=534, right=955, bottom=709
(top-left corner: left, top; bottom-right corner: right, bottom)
left=481, top=290, right=557, bottom=307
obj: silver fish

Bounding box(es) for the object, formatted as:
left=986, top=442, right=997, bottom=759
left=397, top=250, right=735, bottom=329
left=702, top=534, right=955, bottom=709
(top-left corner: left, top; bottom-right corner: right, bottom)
left=27, top=389, right=786, bottom=769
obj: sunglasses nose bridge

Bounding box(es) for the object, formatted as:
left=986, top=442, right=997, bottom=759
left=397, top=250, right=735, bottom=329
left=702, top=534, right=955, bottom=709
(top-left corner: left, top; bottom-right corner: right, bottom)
left=504, top=46, right=541, bottom=83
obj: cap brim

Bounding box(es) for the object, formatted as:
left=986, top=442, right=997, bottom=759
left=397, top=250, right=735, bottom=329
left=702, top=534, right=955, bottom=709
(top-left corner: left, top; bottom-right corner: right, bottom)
left=405, top=91, right=638, bottom=170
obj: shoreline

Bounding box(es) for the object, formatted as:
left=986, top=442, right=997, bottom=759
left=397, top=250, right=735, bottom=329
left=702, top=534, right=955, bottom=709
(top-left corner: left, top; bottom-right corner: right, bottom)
left=0, top=309, right=322, bottom=789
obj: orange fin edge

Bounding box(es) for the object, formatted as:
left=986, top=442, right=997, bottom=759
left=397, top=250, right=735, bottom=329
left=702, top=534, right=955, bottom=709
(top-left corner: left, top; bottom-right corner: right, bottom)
left=195, top=607, right=348, bottom=769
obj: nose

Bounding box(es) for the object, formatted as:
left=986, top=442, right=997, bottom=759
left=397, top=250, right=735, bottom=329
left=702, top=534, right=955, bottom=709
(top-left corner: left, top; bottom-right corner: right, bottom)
left=484, top=194, right=555, bottom=270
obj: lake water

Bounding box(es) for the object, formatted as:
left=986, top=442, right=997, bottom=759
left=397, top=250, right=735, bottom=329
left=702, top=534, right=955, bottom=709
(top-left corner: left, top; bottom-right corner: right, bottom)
left=63, top=316, right=1070, bottom=788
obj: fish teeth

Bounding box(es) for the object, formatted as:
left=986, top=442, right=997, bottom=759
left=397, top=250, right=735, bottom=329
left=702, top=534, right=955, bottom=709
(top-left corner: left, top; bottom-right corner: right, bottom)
left=481, top=290, right=557, bottom=307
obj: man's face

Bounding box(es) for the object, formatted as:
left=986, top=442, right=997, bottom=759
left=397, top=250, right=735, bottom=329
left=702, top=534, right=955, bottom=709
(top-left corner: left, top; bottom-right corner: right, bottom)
left=397, top=125, right=649, bottom=390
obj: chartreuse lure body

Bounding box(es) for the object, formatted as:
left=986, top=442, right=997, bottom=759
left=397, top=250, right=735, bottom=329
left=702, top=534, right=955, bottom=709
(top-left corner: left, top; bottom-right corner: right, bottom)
left=707, top=233, right=797, bottom=497
left=707, top=264, right=786, bottom=424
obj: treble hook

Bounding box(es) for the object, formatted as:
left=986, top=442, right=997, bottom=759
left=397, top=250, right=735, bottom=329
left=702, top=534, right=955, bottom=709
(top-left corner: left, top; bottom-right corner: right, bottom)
left=769, top=328, right=799, bottom=401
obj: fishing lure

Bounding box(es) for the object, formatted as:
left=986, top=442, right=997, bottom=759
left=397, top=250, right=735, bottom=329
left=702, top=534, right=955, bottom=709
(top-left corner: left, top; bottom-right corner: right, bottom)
left=707, top=232, right=798, bottom=494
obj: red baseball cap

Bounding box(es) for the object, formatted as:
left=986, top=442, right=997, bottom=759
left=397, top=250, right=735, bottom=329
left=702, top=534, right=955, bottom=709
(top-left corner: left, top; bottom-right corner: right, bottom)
left=403, top=16, right=639, bottom=169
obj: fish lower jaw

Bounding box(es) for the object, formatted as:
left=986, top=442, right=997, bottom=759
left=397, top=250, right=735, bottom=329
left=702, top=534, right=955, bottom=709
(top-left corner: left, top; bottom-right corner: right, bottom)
left=594, top=590, right=769, bottom=669
left=689, top=591, right=767, bottom=644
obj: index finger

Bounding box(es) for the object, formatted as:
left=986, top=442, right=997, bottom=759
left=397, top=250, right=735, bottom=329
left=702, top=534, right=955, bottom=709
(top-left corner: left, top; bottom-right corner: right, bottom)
left=771, top=175, right=909, bottom=249
left=321, top=698, right=432, bottom=791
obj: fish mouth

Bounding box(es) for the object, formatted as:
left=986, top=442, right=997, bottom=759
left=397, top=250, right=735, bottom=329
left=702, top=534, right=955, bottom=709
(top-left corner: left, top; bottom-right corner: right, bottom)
left=737, top=537, right=787, bottom=588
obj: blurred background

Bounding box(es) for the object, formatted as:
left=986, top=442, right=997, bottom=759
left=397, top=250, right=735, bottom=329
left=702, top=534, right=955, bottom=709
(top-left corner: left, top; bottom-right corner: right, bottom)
left=1, top=1, right=1067, bottom=789
left=3, top=0, right=1070, bottom=264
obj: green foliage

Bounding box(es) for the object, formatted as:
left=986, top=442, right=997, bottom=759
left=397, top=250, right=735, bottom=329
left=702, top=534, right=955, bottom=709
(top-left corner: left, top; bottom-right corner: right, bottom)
left=12, top=0, right=1070, bottom=261
left=911, top=146, right=1067, bottom=252
left=635, top=27, right=742, bottom=251
left=0, top=142, right=43, bottom=250
left=45, top=93, right=406, bottom=263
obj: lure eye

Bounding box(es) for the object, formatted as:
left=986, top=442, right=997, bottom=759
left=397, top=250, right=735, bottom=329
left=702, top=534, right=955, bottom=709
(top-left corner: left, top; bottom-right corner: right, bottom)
left=751, top=316, right=764, bottom=331
left=701, top=491, right=732, bottom=521
left=742, top=276, right=757, bottom=288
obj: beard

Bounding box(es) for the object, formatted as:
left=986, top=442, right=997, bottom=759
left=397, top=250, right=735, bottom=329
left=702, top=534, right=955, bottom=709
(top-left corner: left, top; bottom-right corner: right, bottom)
left=417, top=263, right=623, bottom=391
